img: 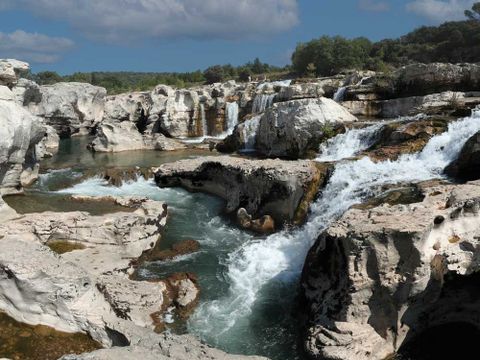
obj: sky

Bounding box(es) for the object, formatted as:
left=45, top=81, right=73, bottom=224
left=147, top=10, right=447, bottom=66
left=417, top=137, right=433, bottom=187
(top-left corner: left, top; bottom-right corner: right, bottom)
left=0, top=0, right=476, bottom=74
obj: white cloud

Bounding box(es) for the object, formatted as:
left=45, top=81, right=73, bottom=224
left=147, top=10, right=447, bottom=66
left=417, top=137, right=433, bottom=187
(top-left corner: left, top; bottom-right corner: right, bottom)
left=406, top=0, right=477, bottom=22
left=0, top=30, right=74, bottom=63
left=358, top=0, right=390, bottom=12
left=1, top=0, right=299, bottom=43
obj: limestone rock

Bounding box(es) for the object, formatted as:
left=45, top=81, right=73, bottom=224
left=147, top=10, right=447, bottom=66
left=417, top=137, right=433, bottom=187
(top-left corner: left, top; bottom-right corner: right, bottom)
left=155, top=156, right=330, bottom=226
left=256, top=98, right=357, bottom=158
left=237, top=208, right=275, bottom=234
left=302, top=181, right=480, bottom=359
left=445, top=130, right=480, bottom=181
left=89, top=121, right=187, bottom=152
left=0, top=59, right=29, bottom=87
left=26, top=82, right=106, bottom=137
left=0, top=85, right=45, bottom=194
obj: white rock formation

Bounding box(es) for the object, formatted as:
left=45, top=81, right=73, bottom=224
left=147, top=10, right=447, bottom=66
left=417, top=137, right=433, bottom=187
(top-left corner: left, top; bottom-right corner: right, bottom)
left=0, top=59, right=29, bottom=87
left=0, top=85, right=45, bottom=194
left=256, top=98, right=357, bottom=158
left=302, top=180, right=480, bottom=359
left=26, top=82, right=106, bottom=137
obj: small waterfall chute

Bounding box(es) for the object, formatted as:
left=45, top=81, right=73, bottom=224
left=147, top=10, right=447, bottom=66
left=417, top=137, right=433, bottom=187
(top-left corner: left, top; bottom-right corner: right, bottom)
left=252, top=94, right=276, bottom=113
left=241, top=115, right=261, bottom=152
left=225, top=102, right=239, bottom=135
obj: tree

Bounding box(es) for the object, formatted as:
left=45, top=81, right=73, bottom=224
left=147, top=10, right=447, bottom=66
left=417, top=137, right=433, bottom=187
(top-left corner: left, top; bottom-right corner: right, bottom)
left=465, top=2, right=480, bottom=20
left=203, top=65, right=225, bottom=84
left=34, top=71, right=63, bottom=85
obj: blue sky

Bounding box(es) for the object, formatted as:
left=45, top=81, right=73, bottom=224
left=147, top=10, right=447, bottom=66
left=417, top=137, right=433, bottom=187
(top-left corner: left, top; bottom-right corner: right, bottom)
left=0, top=0, right=476, bottom=74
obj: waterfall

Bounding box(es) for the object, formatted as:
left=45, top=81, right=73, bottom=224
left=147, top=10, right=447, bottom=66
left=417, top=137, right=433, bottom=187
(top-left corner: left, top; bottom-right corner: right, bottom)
left=241, top=116, right=261, bottom=152
left=252, top=94, right=276, bottom=113
left=225, top=102, right=239, bottom=135
left=316, top=122, right=384, bottom=162
left=333, top=86, right=347, bottom=102
left=200, top=103, right=208, bottom=137
left=188, top=108, right=480, bottom=347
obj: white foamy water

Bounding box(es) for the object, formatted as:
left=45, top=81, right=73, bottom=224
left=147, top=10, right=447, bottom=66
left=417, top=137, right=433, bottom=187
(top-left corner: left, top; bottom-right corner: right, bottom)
left=316, top=122, right=384, bottom=162
left=252, top=94, right=276, bottom=113
left=188, top=109, right=480, bottom=347
left=241, top=115, right=261, bottom=151
left=200, top=103, right=208, bottom=137
left=333, top=86, right=347, bottom=102
left=225, top=102, right=239, bottom=135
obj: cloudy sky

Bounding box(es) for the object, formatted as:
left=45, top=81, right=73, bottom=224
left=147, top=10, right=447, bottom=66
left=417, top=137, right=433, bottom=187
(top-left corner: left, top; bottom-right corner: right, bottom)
left=0, top=0, right=476, bottom=73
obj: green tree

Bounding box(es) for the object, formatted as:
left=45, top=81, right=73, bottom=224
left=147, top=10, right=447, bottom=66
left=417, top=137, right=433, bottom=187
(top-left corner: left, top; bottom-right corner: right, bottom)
left=34, top=71, right=63, bottom=85
left=465, top=2, right=480, bottom=20
left=203, top=65, right=225, bottom=84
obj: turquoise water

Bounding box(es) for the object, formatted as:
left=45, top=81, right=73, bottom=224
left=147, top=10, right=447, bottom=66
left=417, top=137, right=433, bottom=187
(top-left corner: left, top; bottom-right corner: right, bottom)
left=12, top=137, right=306, bottom=360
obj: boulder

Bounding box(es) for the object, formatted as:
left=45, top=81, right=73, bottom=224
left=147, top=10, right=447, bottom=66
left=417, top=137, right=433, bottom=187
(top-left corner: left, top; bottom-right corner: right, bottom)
left=89, top=121, right=187, bottom=152
left=237, top=208, right=275, bottom=234
left=26, top=82, right=106, bottom=137
left=103, top=92, right=152, bottom=125
left=148, top=240, right=200, bottom=262
left=0, top=85, right=45, bottom=194
left=302, top=180, right=480, bottom=359
left=445, top=130, right=480, bottom=181
left=0, top=59, right=29, bottom=87
left=256, top=98, right=357, bottom=159
left=155, top=156, right=330, bottom=226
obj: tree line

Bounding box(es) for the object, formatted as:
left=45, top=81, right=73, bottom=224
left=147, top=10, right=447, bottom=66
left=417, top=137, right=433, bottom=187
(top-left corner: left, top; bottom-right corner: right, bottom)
left=29, top=3, right=480, bottom=93
left=29, top=58, right=287, bottom=94
left=292, top=2, right=480, bottom=76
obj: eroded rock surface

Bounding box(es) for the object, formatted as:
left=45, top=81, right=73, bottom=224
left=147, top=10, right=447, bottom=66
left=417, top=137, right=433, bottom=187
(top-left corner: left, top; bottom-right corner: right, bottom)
left=155, top=156, right=330, bottom=227
left=302, top=180, right=480, bottom=360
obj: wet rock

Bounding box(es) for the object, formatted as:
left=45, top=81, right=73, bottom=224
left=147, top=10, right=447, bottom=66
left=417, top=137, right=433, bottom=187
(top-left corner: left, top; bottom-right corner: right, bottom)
left=155, top=156, right=330, bottom=226
left=256, top=98, right=357, bottom=159
left=364, top=117, right=450, bottom=161
left=164, top=273, right=200, bottom=319
left=237, top=208, right=275, bottom=234
left=445, top=130, right=480, bottom=181
left=302, top=180, right=480, bottom=360
left=148, top=240, right=200, bottom=262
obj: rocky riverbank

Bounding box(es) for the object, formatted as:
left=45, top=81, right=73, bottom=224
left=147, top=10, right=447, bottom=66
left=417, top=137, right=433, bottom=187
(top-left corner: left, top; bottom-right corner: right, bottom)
left=2, top=56, right=480, bottom=360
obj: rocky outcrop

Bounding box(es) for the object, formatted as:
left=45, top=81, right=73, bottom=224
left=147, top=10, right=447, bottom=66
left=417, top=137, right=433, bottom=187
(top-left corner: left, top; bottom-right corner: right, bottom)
left=302, top=180, right=480, bottom=359
left=344, top=91, right=480, bottom=118
left=0, top=84, right=45, bottom=194
left=0, top=198, right=185, bottom=344
left=155, top=156, right=330, bottom=227
left=60, top=331, right=268, bottom=360
left=364, top=116, right=450, bottom=161
left=445, top=130, right=480, bottom=181
left=25, top=82, right=106, bottom=137
left=89, top=121, right=187, bottom=152
left=256, top=98, right=358, bottom=159
left=0, top=59, right=29, bottom=87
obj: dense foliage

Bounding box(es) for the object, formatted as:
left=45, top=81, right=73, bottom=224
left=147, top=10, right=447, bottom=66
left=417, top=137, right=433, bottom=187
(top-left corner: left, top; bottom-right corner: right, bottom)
left=292, top=17, right=480, bottom=76
left=30, top=58, right=287, bottom=94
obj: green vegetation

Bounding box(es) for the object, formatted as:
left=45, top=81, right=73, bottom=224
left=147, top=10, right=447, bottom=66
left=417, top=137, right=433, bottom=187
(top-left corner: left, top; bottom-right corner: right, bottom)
left=28, top=3, right=480, bottom=92
left=292, top=3, right=480, bottom=76
left=29, top=58, right=288, bottom=94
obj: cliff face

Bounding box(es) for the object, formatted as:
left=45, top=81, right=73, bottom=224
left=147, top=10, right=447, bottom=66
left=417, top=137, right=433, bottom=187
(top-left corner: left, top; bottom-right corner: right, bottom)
left=301, top=180, right=480, bottom=360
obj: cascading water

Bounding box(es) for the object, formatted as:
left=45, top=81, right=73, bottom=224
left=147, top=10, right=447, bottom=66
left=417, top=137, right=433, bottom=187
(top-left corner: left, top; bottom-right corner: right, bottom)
left=316, top=122, right=384, bottom=162
left=333, top=86, right=347, bottom=102
left=333, top=76, right=371, bottom=103
left=225, top=102, right=239, bottom=135
left=200, top=103, right=208, bottom=137
left=241, top=115, right=261, bottom=152
left=188, top=109, right=480, bottom=358
left=252, top=94, right=276, bottom=113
